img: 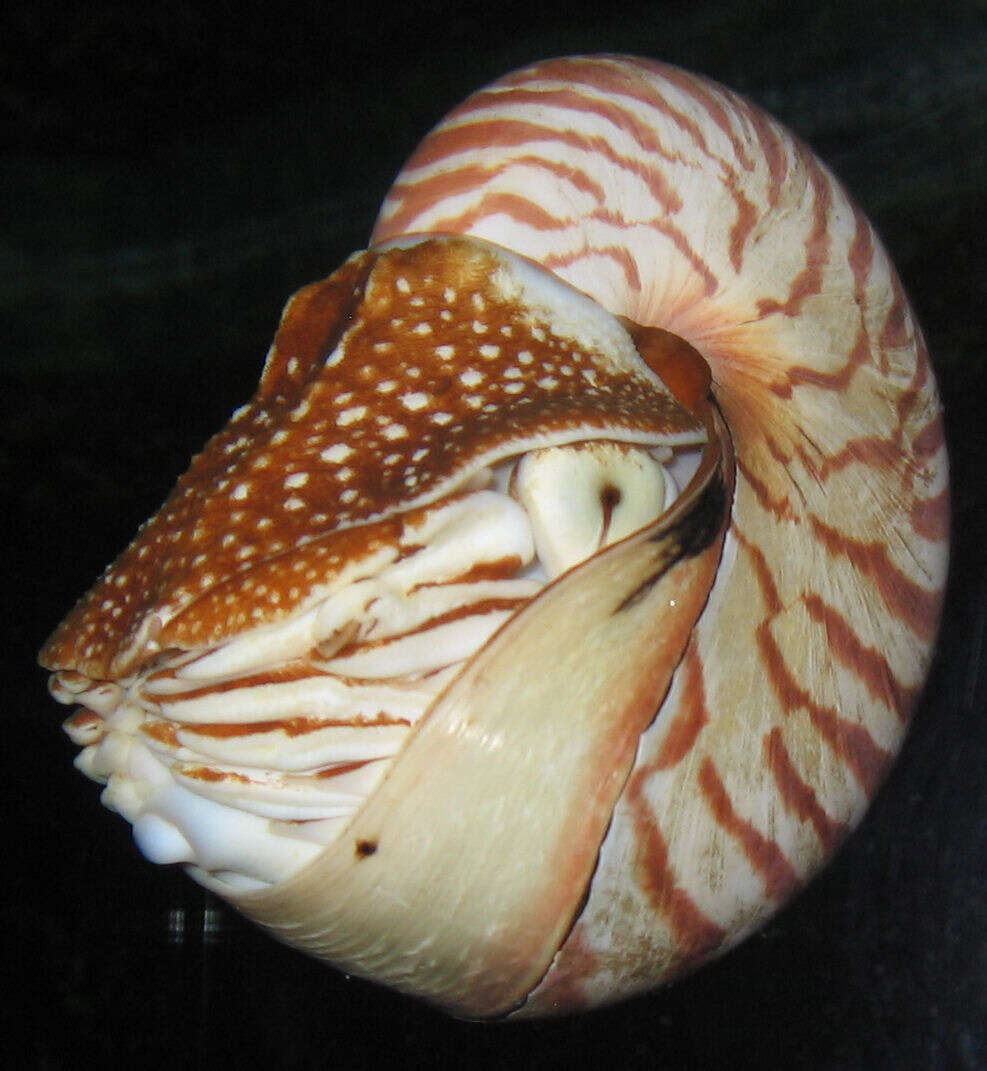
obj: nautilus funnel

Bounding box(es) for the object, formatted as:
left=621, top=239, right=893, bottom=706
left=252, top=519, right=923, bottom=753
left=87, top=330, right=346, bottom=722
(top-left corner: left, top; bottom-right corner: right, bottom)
left=41, top=55, right=948, bottom=1019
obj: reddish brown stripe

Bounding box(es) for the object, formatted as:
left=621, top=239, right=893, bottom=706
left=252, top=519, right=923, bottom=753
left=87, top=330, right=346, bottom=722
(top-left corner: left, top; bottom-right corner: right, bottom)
left=815, top=434, right=902, bottom=481
left=627, top=73, right=759, bottom=274
left=145, top=659, right=321, bottom=692
left=734, top=523, right=891, bottom=796
left=802, top=593, right=916, bottom=721
left=420, top=555, right=524, bottom=588
left=727, top=180, right=758, bottom=272
left=429, top=190, right=568, bottom=234
left=334, top=597, right=527, bottom=657
left=144, top=673, right=324, bottom=704
left=383, top=157, right=607, bottom=235
left=894, top=329, right=931, bottom=429
left=492, top=57, right=762, bottom=271
left=400, top=118, right=681, bottom=216
left=742, top=103, right=788, bottom=208
left=732, top=526, right=783, bottom=615
left=735, top=455, right=796, bottom=521
left=544, top=218, right=719, bottom=298
left=784, top=318, right=870, bottom=393
left=505, top=58, right=722, bottom=162
left=465, top=84, right=686, bottom=179
left=385, top=79, right=725, bottom=297
left=617, top=60, right=741, bottom=166
left=911, top=487, right=950, bottom=542
left=180, top=765, right=251, bottom=784
left=179, top=712, right=410, bottom=738
left=763, top=728, right=845, bottom=850
left=765, top=434, right=792, bottom=466
left=627, top=767, right=725, bottom=955
left=809, top=515, right=942, bottom=641
left=756, top=152, right=832, bottom=318
left=655, top=642, right=709, bottom=768
left=806, top=705, right=889, bottom=799
left=848, top=204, right=876, bottom=305
left=697, top=757, right=799, bottom=901
left=912, top=413, right=946, bottom=459
left=662, top=74, right=756, bottom=171
left=756, top=621, right=888, bottom=796
left=641, top=218, right=720, bottom=297
left=142, top=720, right=180, bottom=745
left=315, top=760, right=373, bottom=779
left=879, top=287, right=911, bottom=352
left=543, top=243, right=643, bottom=292
left=893, top=387, right=923, bottom=455
left=597, top=62, right=761, bottom=275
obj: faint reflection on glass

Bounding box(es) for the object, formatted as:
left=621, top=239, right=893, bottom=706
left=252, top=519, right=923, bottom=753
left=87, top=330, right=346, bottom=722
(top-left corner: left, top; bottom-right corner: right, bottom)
left=165, top=893, right=226, bottom=945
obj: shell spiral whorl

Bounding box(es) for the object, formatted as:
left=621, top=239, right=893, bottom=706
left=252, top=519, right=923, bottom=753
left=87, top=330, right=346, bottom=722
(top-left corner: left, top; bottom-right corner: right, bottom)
left=42, top=55, right=948, bottom=1018
left=373, top=54, right=949, bottom=1010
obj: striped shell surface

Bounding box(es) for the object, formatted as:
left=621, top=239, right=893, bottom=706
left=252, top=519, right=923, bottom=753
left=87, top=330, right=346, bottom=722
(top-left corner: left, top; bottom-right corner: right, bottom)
left=41, top=56, right=948, bottom=1018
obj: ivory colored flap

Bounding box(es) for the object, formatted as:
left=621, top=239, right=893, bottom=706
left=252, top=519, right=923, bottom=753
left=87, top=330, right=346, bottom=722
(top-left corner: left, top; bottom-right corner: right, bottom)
left=230, top=428, right=728, bottom=1018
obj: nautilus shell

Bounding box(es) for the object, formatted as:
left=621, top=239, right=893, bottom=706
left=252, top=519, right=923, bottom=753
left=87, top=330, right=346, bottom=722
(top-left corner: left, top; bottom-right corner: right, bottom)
left=41, top=55, right=949, bottom=1018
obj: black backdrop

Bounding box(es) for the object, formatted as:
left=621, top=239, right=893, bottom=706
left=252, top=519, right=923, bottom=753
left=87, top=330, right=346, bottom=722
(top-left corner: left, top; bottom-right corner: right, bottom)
left=4, top=2, right=986, bottom=1067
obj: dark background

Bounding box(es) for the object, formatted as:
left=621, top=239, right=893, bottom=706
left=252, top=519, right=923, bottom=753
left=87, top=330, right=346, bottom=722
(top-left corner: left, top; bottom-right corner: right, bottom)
left=4, top=2, right=986, bottom=1067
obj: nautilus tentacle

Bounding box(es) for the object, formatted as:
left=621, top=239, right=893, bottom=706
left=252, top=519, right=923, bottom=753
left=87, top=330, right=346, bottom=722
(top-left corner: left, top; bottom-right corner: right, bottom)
left=41, top=55, right=948, bottom=1019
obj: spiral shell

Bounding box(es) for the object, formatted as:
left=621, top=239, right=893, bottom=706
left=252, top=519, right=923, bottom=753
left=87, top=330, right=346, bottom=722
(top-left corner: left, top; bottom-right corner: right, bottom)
left=41, top=55, right=948, bottom=1018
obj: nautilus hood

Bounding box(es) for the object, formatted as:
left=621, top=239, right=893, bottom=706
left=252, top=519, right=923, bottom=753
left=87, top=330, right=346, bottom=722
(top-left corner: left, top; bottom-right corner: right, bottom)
left=43, top=236, right=705, bottom=682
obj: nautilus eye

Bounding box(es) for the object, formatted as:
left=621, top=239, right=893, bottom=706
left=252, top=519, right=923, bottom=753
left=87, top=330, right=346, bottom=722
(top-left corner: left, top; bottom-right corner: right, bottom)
left=41, top=54, right=948, bottom=1019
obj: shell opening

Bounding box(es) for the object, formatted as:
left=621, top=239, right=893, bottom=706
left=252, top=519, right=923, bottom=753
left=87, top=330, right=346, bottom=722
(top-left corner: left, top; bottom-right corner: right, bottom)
left=52, top=438, right=701, bottom=893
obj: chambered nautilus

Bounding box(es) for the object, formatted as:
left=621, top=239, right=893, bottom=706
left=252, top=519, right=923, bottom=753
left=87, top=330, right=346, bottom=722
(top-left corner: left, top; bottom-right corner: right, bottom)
left=42, top=55, right=949, bottom=1018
